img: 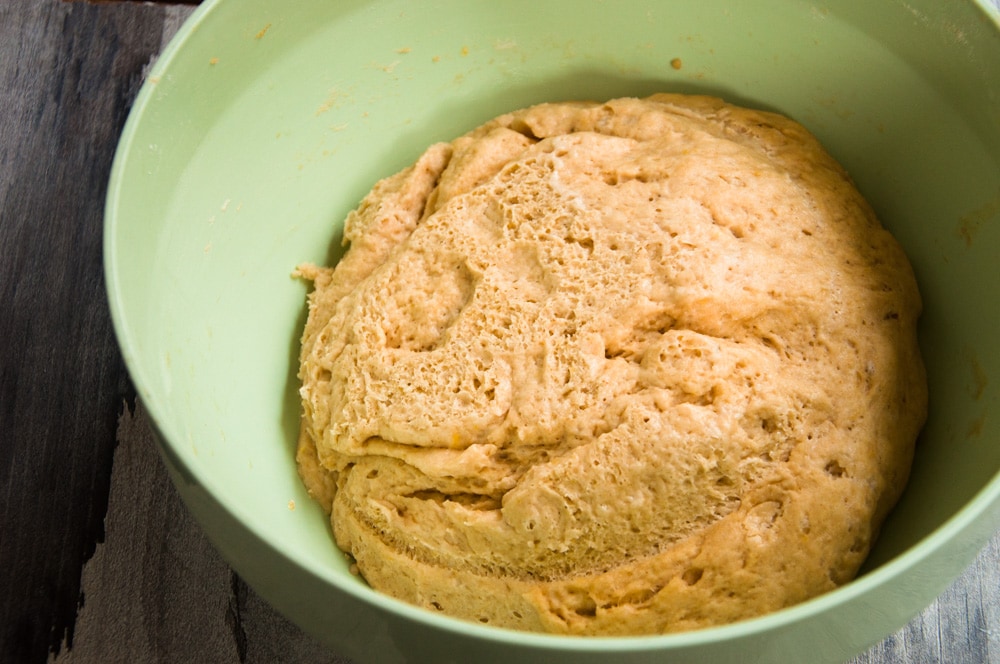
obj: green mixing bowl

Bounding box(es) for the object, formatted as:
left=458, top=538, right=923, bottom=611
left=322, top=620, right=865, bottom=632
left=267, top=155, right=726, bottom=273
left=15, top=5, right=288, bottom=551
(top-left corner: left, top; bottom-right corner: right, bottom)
left=105, top=0, right=1000, bottom=661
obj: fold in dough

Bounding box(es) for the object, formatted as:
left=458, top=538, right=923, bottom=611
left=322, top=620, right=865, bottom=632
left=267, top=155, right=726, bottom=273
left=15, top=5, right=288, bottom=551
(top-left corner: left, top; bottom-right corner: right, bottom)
left=295, top=94, right=927, bottom=635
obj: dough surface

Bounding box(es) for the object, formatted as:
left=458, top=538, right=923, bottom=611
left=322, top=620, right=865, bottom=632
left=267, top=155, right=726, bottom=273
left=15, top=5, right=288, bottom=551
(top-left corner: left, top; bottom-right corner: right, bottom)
left=295, top=94, right=926, bottom=635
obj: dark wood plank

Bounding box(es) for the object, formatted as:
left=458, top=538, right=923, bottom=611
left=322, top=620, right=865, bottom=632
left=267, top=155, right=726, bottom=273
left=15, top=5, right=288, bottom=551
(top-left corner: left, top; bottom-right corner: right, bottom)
left=51, top=404, right=350, bottom=664
left=69, top=1, right=201, bottom=5
left=0, top=1, right=171, bottom=661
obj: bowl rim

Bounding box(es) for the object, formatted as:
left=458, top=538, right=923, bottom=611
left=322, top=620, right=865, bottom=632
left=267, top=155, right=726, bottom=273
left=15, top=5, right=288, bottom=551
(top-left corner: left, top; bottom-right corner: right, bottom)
left=104, top=0, right=1000, bottom=653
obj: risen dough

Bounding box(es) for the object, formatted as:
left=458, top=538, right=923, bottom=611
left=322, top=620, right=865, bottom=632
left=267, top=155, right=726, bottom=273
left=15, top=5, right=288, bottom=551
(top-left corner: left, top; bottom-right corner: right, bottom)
left=295, top=94, right=926, bottom=635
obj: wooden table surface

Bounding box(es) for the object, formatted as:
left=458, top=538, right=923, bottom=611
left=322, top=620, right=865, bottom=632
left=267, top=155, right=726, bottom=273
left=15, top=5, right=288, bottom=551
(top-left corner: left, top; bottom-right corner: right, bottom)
left=1, top=0, right=998, bottom=662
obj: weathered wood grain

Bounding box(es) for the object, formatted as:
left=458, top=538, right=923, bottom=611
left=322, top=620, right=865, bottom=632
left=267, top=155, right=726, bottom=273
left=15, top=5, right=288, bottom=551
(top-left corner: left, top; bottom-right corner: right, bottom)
left=855, top=535, right=1000, bottom=664
left=51, top=403, right=350, bottom=664
left=0, top=1, right=171, bottom=662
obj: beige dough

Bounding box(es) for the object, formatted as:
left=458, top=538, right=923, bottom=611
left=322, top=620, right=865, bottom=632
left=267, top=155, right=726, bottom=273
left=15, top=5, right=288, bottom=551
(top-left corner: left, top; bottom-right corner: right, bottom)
left=294, top=94, right=927, bottom=635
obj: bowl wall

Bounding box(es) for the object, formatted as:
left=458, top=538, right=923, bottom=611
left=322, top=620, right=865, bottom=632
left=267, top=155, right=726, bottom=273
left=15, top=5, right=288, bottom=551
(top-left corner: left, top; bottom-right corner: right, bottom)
left=106, top=1, right=1000, bottom=662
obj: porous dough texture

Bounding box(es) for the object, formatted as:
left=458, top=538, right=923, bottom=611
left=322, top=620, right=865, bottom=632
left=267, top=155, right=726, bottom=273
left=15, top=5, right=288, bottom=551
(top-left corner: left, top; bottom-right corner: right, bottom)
left=295, top=94, right=927, bottom=635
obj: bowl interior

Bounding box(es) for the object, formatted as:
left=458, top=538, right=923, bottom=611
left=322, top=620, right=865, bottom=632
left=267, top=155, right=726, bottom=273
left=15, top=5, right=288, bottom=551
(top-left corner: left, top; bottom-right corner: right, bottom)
left=107, top=0, right=1000, bottom=654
